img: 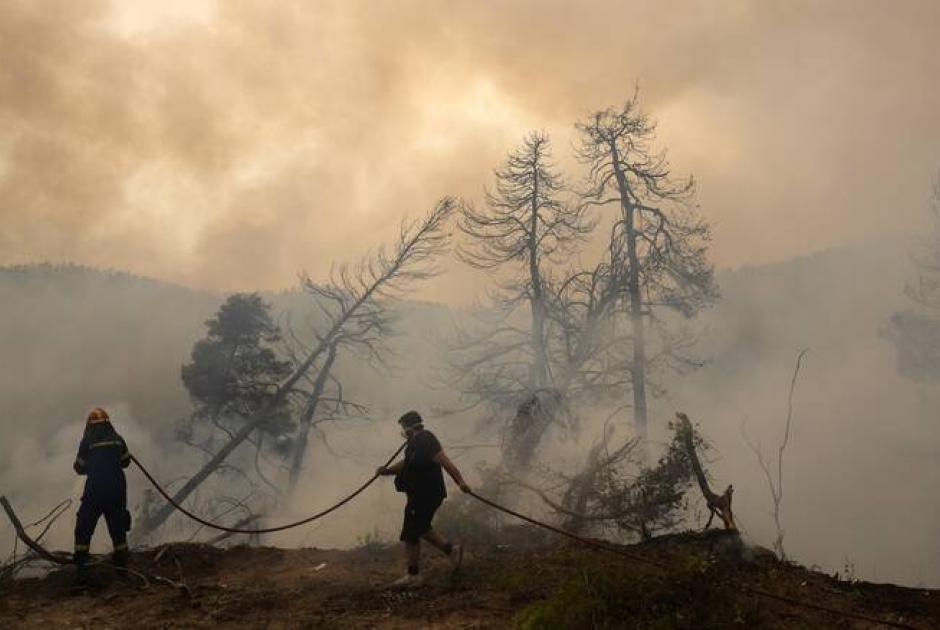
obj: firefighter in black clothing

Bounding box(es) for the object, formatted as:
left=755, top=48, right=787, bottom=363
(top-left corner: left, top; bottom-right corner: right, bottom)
left=73, top=407, right=132, bottom=582
left=377, top=410, right=470, bottom=589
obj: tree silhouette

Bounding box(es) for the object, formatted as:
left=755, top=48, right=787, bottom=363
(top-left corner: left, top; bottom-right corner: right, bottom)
left=138, top=198, right=456, bottom=536
left=180, top=293, right=293, bottom=443
left=575, top=89, right=718, bottom=437
left=448, top=132, right=595, bottom=469
left=884, top=172, right=940, bottom=381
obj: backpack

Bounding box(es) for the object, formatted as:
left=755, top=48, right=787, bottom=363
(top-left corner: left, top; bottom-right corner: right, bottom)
left=393, top=430, right=424, bottom=493
left=393, top=469, right=408, bottom=493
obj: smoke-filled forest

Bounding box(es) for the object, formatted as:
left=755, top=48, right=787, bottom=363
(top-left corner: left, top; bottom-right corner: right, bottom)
left=1, top=1, right=939, bottom=628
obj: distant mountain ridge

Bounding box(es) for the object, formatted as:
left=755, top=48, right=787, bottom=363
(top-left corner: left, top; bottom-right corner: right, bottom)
left=0, top=237, right=918, bottom=445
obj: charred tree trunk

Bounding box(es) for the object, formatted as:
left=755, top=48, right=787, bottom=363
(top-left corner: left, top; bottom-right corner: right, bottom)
left=575, top=98, right=717, bottom=443
left=137, top=199, right=454, bottom=538
left=139, top=340, right=331, bottom=536
left=528, top=167, right=550, bottom=389
left=287, top=343, right=338, bottom=493
left=454, top=133, right=592, bottom=466
left=676, top=412, right=736, bottom=531
left=141, top=323, right=332, bottom=537
left=138, top=413, right=267, bottom=537
left=501, top=394, right=549, bottom=471
left=560, top=441, right=604, bottom=534
left=611, top=147, right=649, bottom=440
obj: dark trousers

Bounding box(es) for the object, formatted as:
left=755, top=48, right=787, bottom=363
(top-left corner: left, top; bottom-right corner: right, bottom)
left=74, top=494, right=128, bottom=568
left=399, top=495, right=444, bottom=544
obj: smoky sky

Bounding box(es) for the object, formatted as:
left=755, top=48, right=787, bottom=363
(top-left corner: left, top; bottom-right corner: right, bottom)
left=1, top=0, right=938, bottom=301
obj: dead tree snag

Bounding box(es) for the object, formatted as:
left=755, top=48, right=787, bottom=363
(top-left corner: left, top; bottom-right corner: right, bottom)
left=675, top=412, right=736, bottom=532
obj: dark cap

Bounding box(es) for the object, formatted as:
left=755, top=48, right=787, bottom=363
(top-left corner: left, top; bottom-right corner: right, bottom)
left=398, top=410, right=423, bottom=429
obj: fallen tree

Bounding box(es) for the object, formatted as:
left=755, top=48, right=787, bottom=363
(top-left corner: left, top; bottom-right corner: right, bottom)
left=506, top=411, right=736, bottom=541
left=136, top=198, right=456, bottom=537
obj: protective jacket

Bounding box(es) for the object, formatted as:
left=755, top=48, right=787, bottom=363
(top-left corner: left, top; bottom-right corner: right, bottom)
left=74, top=421, right=130, bottom=497
left=73, top=420, right=131, bottom=570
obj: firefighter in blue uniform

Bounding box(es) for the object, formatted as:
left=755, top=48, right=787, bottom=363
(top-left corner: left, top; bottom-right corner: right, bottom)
left=73, top=407, right=132, bottom=582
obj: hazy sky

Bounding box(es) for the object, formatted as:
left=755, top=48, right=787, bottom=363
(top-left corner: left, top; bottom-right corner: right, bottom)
left=1, top=0, right=938, bottom=301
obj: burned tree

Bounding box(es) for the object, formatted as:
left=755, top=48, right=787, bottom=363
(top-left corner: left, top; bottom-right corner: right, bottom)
left=499, top=389, right=565, bottom=472
left=456, top=131, right=594, bottom=390
left=449, top=132, right=594, bottom=469
left=496, top=255, right=633, bottom=470
left=544, top=255, right=630, bottom=403
left=676, top=412, right=735, bottom=532
left=137, top=198, right=456, bottom=536
left=284, top=341, right=340, bottom=494
left=513, top=413, right=729, bottom=541
left=742, top=351, right=808, bottom=559
left=575, top=90, right=718, bottom=438
left=282, top=216, right=449, bottom=492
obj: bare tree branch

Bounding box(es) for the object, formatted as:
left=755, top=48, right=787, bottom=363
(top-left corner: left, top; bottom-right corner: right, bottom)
left=138, top=198, right=456, bottom=536
left=742, top=349, right=808, bottom=559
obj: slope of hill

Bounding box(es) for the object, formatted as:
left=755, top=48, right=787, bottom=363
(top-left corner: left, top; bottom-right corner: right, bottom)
left=1, top=237, right=938, bottom=590
left=666, top=239, right=940, bottom=588
left=1, top=533, right=937, bottom=629
left=0, top=263, right=220, bottom=444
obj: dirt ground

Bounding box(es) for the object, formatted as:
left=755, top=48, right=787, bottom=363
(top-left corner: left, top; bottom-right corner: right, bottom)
left=0, top=543, right=512, bottom=629
left=1, top=534, right=937, bottom=629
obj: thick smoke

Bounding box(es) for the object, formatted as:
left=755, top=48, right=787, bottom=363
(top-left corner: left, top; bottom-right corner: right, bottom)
left=1, top=0, right=939, bottom=588
left=1, top=1, right=939, bottom=301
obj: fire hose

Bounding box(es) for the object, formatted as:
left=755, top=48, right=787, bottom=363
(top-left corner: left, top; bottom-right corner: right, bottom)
left=0, top=441, right=407, bottom=563
left=128, top=441, right=406, bottom=535
left=0, top=446, right=922, bottom=629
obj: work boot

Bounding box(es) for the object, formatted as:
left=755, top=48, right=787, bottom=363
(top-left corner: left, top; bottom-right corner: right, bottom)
left=112, top=547, right=128, bottom=575
left=72, top=552, right=90, bottom=589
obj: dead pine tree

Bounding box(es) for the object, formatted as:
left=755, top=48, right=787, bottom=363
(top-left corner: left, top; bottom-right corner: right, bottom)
left=575, top=89, right=718, bottom=439
left=742, top=349, right=809, bottom=560
left=542, top=252, right=634, bottom=409
left=282, top=219, right=442, bottom=494
left=137, top=198, right=456, bottom=537
left=449, top=131, right=595, bottom=470
left=284, top=340, right=340, bottom=494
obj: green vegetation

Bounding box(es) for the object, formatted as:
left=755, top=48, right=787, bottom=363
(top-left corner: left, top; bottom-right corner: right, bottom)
left=506, top=549, right=761, bottom=629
